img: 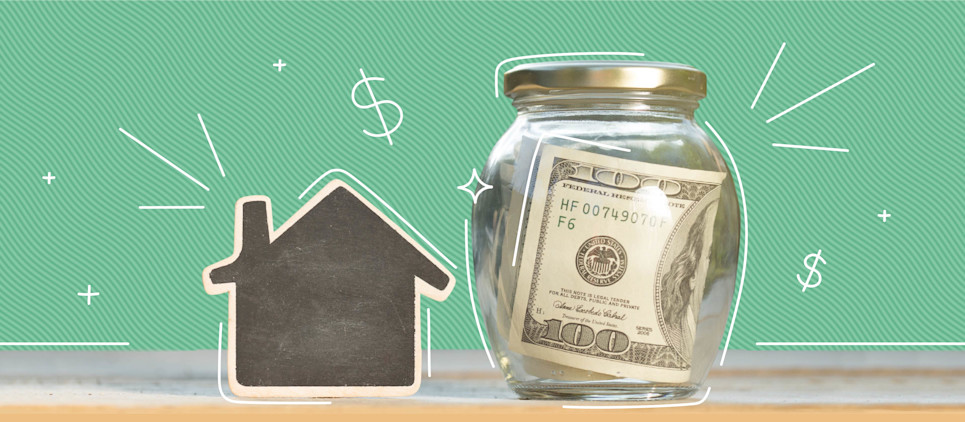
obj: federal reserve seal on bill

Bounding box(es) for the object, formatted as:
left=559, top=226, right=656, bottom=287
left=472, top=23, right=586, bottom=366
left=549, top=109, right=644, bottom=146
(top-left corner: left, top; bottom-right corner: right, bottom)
left=575, top=236, right=627, bottom=287
left=508, top=144, right=726, bottom=383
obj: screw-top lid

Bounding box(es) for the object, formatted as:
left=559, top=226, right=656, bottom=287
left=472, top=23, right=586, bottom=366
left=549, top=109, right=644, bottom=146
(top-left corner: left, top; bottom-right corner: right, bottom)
left=503, top=60, right=706, bottom=99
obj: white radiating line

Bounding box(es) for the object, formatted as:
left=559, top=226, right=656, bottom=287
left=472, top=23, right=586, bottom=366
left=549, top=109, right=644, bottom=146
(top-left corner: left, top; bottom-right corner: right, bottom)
left=138, top=205, right=205, bottom=210
left=510, top=133, right=630, bottom=267
left=766, top=63, right=876, bottom=123
left=0, top=342, right=129, bottom=346
left=118, top=128, right=211, bottom=191
left=758, top=342, right=965, bottom=347
left=563, top=387, right=711, bottom=410
left=427, top=307, right=432, bottom=378
left=297, top=169, right=456, bottom=269
left=217, top=323, right=331, bottom=405
left=198, top=114, right=225, bottom=177
left=772, top=143, right=850, bottom=153
left=494, top=52, right=646, bottom=97
left=751, top=42, right=786, bottom=109
left=704, top=121, right=749, bottom=367
left=466, top=220, right=496, bottom=368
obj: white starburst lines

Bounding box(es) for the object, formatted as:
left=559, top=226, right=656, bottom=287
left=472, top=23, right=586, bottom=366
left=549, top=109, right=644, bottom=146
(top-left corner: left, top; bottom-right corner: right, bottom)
left=751, top=42, right=785, bottom=110
left=766, top=62, right=876, bottom=124
left=118, top=127, right=211, bottom=191
left=198, top=113, right=226, bottom=178
left=749, top=42, right=875, bottom=153
left=120, top=113, right=228, bottom=209
left=750, top=41, right=875, bottom=125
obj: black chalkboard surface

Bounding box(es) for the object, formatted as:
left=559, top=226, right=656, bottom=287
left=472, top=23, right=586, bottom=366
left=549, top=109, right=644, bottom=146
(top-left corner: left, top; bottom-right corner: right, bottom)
left=203, top=180, right=455, bottom=398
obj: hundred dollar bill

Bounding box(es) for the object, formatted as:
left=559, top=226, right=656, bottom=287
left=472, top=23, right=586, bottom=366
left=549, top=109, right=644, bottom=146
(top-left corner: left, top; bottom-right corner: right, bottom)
left=509, top=144, right=726, bottom=383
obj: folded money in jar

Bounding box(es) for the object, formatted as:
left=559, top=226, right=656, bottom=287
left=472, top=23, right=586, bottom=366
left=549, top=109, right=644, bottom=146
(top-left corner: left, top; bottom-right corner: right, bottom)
left=472, top=61, right=740, bottom=401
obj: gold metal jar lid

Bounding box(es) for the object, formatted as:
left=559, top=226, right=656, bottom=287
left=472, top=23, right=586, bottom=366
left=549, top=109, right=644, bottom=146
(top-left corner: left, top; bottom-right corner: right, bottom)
left=504, top=60, right=706, bottom=99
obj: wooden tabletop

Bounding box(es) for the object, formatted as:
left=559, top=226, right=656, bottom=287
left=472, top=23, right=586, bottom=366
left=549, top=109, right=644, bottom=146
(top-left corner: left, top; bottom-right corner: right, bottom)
left=1, top=350, right=963, bottom=415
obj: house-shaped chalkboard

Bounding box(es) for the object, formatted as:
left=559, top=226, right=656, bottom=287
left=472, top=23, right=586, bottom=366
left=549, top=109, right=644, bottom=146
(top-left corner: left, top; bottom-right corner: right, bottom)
left=202, top=180, right=455, bottom=397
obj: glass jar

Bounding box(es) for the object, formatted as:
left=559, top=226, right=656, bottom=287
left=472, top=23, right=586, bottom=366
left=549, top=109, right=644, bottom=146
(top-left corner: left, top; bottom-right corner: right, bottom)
left=472, top=61, right=739, bottom=400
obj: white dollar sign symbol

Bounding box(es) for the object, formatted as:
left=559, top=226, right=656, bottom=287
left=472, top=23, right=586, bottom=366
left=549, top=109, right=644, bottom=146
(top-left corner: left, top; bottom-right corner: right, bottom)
left=797, top=249, right=826, bottom=292
left=351, top=68, right=403, bottom=146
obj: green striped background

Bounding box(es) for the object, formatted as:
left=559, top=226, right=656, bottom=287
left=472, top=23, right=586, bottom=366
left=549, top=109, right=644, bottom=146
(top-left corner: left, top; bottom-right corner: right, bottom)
left=1, top=1, right=964, bottom=350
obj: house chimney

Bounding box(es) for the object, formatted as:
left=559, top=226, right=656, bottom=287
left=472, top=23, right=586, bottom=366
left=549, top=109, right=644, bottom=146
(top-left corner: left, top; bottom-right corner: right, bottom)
left=241, top=200, right=270, bottom=253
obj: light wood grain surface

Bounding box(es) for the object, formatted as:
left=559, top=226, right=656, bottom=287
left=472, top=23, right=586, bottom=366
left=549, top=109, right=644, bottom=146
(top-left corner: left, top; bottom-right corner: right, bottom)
left=1, top=350, right=963, bottom=413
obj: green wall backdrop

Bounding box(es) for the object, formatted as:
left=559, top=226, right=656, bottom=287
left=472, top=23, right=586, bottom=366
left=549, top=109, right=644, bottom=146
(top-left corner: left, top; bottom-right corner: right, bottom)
left=1, top=1, right=964, bottom=350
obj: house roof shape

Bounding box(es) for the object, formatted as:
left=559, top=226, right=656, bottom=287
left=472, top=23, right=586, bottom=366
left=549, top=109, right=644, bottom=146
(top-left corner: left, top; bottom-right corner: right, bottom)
left=202, top=179, right=455, bottom=398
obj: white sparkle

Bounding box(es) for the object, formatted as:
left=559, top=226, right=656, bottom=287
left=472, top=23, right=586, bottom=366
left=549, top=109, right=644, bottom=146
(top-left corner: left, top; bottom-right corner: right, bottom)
left=78, top=285, right=100, bottom=306
left=878, top=210, right=891, bottom=223
left=456, top=168, right=492, bottom=204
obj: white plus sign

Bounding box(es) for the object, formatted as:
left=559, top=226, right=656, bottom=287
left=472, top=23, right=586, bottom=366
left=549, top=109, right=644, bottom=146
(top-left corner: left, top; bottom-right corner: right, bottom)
left=273, top=59, right=287, bottom=72
left=42, top=171, right=56, bottom=184
left=878, top=209, right=892, bottom=222
left=78, top=285, right=100, bottom=306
